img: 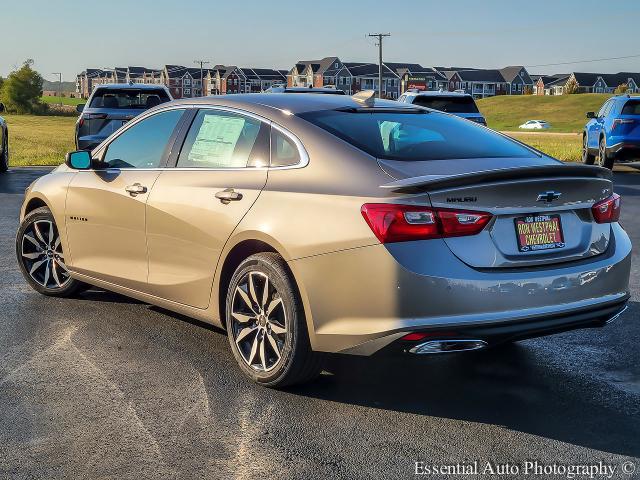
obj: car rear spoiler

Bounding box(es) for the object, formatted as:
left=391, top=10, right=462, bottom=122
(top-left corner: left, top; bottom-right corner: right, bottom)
left=380, top=164, right=612, bottom=193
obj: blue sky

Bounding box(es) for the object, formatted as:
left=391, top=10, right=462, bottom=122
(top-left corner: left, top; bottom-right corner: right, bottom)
left=2, top=0, right=640, bottom=82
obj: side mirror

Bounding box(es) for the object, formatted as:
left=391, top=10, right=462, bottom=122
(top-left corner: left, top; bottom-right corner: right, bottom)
left=65, top=151, right=92, bottom=170
left=76, top=104, right=85, bottom=113
left=586, top=111, right=596, bottom=119
left=0, top=103, right=5, bottom=113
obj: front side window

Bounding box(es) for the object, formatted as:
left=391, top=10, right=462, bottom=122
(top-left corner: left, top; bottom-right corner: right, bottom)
left=102, top=109, right=184, bottom=168
left=299, top=109, right=536, bottom=161
left=177, top=109, right=268, bottom=168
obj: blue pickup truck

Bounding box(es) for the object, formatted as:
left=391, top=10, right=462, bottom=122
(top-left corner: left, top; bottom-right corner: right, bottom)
left=583, top=95, right=640, bottom=169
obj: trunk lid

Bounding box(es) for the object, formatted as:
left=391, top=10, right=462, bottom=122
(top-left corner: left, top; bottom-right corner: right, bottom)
left=380, top=159, right=614, bottom=268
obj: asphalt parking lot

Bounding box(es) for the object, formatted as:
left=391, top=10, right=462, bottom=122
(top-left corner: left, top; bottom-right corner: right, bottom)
left=1, top=167, right=639, bottom=479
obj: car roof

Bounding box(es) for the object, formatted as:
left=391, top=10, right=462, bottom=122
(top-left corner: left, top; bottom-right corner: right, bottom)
left=283, top=87, right=344, bottom=93
left=167, top=93, right=417, bottom=115
left=93, top=83, right=168, bottom=90
left=404, top=90, right=472, bottom=98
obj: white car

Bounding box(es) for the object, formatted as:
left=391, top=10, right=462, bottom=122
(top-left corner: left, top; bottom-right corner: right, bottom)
left=519, top=120, right=550, bottom=130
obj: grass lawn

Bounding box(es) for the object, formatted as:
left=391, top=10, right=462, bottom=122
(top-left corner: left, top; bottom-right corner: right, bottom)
left=41, top=95, right=85, bottom=106
left=505, top=132, right=582, bottom=162
left=4, top=114, right=76, bottom=166
left=477, top=94, right=612, bottom=133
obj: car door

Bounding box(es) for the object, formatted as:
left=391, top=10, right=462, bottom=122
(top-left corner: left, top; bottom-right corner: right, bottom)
left=65, top=107, right=186, bottom=290
left=145, top=107, right=269, bottom=308
left=588, top=100, right=612, bottom=149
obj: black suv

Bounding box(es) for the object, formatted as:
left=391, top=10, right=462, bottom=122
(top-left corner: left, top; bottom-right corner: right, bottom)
left=75, top=83, right=172, bottom=151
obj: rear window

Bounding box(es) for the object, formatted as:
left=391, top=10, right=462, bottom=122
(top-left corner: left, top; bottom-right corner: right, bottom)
left=89, top=89, right=170, bottom=109
left=621, top=100, right=640, bottom=115
left=411, top=95, right=480, bottom=114
left=298, top=109, right=536, bottom=161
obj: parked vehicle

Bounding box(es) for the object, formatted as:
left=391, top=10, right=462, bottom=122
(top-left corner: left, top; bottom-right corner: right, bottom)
left=75, top=83, right=172, bottom=151
left=264, top=86, right=345, bottom=94
left=583, top=95, right=640, bottom=169
left=519, top=120, right=550, bottom=130
left=397, top=90, right=486, bottom=125
left=0, top=103, right=8, bottom=173
left=18, top=93, right=630, bottom=387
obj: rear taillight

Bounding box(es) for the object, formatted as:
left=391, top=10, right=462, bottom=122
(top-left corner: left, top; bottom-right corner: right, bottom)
left=611, top=118, right=635, bottom=131
left=591, top=193, right=621, bottom=223
left=361, top=203, right=492, bottom=243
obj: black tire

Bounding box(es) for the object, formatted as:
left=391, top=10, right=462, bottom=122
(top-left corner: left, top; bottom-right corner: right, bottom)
left=598, top=136, right=614, bottom=170
left=16, top=206, right=86, bottom=297
left=225, top=252, right=323, bottom=387
left=582, top=134, right=596, bottom=165
left=0, top=131, right=8, bottom=173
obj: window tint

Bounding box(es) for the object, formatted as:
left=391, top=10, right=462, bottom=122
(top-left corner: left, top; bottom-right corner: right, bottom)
left=622, top=100, right=640, bottom=115
left=102, top=109, right=184, bottom=168
left=411, top=96, right=480, bottom=113
left=89, top=89, right=170, bottom=109
left=299, top=110, right=536, bottom=161
left=177, top=109, right=268, bottom=168
left=271, top=129, right=301, bottom=167
left=597, top=100, right=612, bottom=117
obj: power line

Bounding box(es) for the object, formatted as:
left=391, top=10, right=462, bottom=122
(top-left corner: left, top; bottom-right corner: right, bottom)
left=525, top=53, right=640, bottom=69
left=368, top=33, right=390, bottom=99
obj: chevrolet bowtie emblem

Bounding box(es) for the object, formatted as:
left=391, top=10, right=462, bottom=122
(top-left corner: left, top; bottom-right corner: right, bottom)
left=536, top=191, right=562, bottom=203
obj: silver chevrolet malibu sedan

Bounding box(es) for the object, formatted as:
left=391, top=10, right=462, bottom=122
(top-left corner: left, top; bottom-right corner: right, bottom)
left=16, top=92, right=631, bottom=386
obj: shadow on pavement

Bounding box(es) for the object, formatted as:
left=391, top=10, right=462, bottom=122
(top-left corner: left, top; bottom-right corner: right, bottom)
left=289, top=321, right=639, bottom=458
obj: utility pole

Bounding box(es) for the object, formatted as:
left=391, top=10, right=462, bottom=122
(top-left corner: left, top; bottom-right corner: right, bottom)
left=194, top=60, right=210, bottom=96
left=52, top=72, right=63, bottom=106
left=368, top=33, right=390, bottom=99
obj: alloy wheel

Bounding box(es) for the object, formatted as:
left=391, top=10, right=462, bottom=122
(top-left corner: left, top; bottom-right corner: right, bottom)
left=20, top=219, right=71, bottom=289
left=597, top=140, right=606, bottom=167
left=230, top=271, right=287, bottom=372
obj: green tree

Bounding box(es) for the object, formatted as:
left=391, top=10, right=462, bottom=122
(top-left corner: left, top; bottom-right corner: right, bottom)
left=0, top=60, right=45, bottom=114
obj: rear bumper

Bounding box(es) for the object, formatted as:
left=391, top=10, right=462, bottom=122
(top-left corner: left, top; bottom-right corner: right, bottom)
left=608, top=140, right=640, bottom=159
left=375, top=297, right=628, bottom=355
left=290, top=223, right=631, bottom=355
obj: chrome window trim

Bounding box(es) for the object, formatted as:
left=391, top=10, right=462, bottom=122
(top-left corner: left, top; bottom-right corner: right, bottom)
left=90, top=103, right=309, bottom=171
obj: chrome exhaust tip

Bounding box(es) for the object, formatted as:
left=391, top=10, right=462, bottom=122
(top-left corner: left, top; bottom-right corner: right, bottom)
left=409, top=339, right=488, bottom=354
left=605, top=305, right=628, bottom=324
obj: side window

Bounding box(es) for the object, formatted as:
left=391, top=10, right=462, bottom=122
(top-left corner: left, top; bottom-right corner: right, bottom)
left=597, top=100, right=612, bottom=118
left=271, top=129, right=301, bottom=167
left=102, top=109, right=184, bottom=168
left=177, top=109, right=268, bottom=168
left=398, top=95, right=407, bottom=102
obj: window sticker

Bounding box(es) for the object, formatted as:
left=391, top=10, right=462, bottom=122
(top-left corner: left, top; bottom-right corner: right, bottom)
left=188, top=115, right=246, bottom=167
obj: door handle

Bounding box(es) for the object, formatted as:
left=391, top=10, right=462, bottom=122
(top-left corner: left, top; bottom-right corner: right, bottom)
left=125, top=183, right=148, bottom=196
left=215, top=188, right=243, bottom=204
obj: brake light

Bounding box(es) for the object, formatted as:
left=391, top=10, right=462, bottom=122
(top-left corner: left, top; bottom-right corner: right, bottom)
left=591, top=193, right=621, bottom=223
left=612, top=118, right=634, bottom=131
left=361, top=204, right=492, bottom=243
